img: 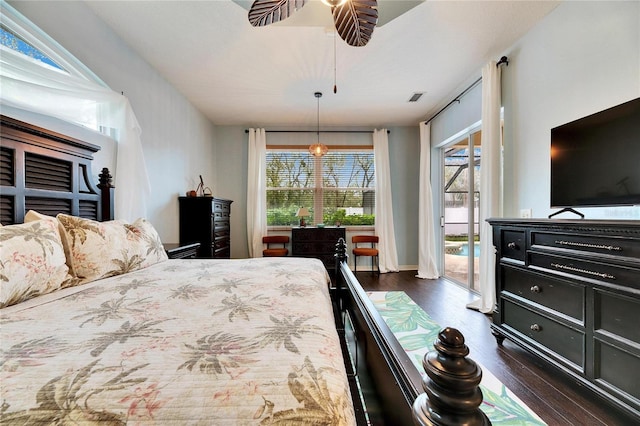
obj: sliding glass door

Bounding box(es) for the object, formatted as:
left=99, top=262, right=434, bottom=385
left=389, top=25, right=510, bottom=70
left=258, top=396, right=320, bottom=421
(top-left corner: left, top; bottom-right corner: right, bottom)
left=442, top=130, right=481, bottom=291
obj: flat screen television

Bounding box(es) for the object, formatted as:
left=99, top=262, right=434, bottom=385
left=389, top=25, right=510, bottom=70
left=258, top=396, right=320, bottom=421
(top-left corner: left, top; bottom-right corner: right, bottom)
left=550, top=97, right=640, bottom=210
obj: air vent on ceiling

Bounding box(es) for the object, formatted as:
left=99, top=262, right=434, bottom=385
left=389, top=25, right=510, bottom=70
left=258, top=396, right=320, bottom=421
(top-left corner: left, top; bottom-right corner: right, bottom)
left=408, top=92, right=424, bottom=102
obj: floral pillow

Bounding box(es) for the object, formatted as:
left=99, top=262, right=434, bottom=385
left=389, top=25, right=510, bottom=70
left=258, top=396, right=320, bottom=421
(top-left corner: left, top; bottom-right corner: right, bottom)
left=0, top=219, right=70, bottom=308
left=24, top=210, right=79, bottom=280
left=56, top=214, right=167, bottom=284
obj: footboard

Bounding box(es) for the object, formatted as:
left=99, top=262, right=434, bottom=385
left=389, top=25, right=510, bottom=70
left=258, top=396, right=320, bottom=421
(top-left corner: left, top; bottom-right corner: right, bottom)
left=333, top=242, right=421, bottom=425
left=333, top=239, right=492, bottom=425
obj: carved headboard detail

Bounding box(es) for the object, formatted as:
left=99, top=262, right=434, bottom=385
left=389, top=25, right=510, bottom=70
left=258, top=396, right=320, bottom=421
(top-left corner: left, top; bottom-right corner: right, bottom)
left=0, top=115, right=114, bottom=224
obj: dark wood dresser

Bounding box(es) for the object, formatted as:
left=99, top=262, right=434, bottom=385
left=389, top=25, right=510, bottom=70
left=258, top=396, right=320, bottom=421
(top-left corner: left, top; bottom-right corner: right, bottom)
left=292, top=227, right=346, bottom=271
left=179, top=197, right=233, bottom=258
left=488, top=218, right=640, bottom=419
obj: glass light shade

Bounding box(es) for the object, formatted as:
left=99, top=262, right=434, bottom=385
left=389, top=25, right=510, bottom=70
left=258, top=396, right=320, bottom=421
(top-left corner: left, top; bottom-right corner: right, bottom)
left=309, top=143, right=328, bottom=157
left=321, top=0, right=348, bottom=7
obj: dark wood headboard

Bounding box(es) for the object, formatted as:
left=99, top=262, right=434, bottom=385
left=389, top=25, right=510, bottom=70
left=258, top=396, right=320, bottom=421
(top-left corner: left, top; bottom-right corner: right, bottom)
left=0, top=115, right=114, bottom=224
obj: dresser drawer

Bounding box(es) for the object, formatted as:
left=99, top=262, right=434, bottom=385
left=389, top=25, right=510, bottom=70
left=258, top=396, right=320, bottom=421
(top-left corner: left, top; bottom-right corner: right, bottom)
left=292, top=241, right=337, bottom=254
left=594, top=340, right=640, bottom=404
left=500, top=229, right=526, bottom=262
left=594, top=289, right=640, bottom=345
left=214, top=237, right=230, bottom=250
left=503, top=299, right=585, bottom=370
left=530, top=252, right=640, bottom=290
left=531, top=231, right=640, bottom=261
left=214, top=220, right=230, bottom=230
left=213, top=200, right=230, bottom=214
left=502, top=266, right=584, bottom=321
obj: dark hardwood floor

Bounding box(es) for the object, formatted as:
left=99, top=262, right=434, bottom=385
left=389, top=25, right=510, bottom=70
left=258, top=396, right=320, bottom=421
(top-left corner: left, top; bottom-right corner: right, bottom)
left=354, top=270, right=637, bottom=426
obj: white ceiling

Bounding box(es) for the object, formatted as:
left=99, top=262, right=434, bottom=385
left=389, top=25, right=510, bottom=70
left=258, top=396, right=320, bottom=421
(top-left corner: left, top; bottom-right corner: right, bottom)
left=84, top=0, right=560, bottom=128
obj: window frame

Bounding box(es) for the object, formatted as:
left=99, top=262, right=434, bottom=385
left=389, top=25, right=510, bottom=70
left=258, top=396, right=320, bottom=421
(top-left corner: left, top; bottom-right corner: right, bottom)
left=1, top=2, right=106, bottom=84
left=266, top=144, right=375, bottom=229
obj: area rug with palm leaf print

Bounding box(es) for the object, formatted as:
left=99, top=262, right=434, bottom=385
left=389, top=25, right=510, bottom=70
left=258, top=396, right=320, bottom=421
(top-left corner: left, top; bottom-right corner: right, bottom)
left=367, top=291, right=546, bottom=425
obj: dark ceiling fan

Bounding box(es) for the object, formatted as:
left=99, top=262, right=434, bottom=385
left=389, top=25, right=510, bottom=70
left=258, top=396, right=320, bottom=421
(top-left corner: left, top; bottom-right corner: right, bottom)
left=248, top=0, right=378, bottom=47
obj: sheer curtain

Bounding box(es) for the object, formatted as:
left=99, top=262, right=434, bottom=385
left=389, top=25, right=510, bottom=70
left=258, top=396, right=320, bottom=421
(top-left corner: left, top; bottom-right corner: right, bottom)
left=467, top=61, right=503, bottom=313
left=373, top=129, right=399, bottom=273
left=416, top=122, right=439, bottom=279
left=0, top=49, right=149, bottom=222
left=246, top=128, right=267, bottom=258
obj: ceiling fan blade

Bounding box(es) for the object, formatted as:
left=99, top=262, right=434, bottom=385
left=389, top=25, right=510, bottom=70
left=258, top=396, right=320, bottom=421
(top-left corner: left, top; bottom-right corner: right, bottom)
left=333, top=0, right=378, bottom=47
left=248, top=0, right=307, bottom=27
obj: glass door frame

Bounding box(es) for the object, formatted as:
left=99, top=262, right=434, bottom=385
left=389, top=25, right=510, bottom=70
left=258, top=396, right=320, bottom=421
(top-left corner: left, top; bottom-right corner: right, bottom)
left=438, top=123, right=482, bottom=291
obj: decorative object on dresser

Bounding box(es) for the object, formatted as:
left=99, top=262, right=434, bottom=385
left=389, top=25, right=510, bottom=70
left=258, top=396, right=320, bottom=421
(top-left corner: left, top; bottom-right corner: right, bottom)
left=296, top=206, right=310, bottom=227
left=292, top=226, right=345, bottom=271
left=178, top=196, right=233, bottom=258
left=164, top=242, right=201, bottom=259
left=489, top=218, right=640, bottom=419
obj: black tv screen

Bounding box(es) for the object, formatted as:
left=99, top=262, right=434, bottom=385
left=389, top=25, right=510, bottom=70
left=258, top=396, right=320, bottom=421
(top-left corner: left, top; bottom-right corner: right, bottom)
left=551, top=97, right=640, bottom=208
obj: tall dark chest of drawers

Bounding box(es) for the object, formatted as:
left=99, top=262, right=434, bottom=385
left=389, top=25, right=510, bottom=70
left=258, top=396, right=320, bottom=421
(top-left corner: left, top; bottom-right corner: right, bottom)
left=179, top=197, right=233, bottom=258
left=489, top=219, right=640, bottom=419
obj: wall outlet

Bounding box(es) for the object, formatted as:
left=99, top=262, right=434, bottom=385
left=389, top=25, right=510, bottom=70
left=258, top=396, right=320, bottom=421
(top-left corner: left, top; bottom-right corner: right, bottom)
left=520, top=208, right=532, bottom=218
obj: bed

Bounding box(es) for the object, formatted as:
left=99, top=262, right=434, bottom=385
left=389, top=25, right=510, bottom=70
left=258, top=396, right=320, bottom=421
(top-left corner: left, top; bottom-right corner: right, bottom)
left=1, top=115, right=471, bottom=425
left=0, top=116, right=356, bottom=424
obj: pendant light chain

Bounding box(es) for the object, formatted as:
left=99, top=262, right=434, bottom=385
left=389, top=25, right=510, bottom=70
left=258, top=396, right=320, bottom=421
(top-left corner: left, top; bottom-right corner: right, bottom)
left=333, top=32, right=338, bottom=94
left=317, top=91, right=320, bottom=139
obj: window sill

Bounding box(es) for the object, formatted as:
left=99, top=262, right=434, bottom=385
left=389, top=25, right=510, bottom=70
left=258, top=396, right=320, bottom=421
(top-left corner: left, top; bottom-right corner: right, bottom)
left=268, top=225, right=374, bottom=232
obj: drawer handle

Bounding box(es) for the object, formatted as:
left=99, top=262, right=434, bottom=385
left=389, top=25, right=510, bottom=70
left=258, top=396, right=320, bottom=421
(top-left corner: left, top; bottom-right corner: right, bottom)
left=507, top=242, right=518, bottom=249
left=550, top=262, right=616, bottom=280
left=530, top=324, right=541, bottom=332
left=554, top=240, right=622, bottom=252
left=530, top=285, right=541, bottom=293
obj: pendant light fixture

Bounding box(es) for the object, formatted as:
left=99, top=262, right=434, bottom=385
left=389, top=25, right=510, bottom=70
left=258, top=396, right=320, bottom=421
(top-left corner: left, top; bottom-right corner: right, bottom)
left=309, top=91, right=329, bottom=157
left=321, top=0, right=348, bottom=7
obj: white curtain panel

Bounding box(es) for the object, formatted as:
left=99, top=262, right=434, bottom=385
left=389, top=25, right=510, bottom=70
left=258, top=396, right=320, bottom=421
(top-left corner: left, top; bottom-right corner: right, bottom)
left=373, top=129, right=399, bottom=273
left=416, top=122, right=439, bottom=279
left=246, top=128, right=267, bottom=258
left=467, top=61, right=503, bottom=313
left=0, top=49, right=149, bottom=222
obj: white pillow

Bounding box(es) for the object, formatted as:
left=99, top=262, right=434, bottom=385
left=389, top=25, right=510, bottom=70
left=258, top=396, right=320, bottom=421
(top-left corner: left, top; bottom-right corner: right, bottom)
left=0, top=220, right=70, bottom=307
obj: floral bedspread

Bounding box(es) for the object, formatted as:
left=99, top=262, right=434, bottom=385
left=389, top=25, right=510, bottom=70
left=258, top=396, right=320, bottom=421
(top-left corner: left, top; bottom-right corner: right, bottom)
left=1, top=258, right=356, bottom=425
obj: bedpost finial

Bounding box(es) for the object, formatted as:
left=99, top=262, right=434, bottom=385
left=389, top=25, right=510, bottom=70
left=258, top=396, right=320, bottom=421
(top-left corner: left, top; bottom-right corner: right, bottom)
left=98, top=168, right=113, bottom=188
left=334, top=238, right=347, bottom=262
left=412, top=327, right=491, bottom=425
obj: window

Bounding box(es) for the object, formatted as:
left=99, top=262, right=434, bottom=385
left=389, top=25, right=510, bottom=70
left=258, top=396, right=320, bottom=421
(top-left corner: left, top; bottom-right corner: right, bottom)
left=0, top=2, right=105, bottom=83
left=266, top=149, right=375, bottom=227
left=0, top=26, right=65, bottom=72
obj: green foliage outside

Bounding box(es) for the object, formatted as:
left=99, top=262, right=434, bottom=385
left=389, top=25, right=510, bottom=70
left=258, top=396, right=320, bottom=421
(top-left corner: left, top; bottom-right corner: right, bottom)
left=445, top=234, right=480, bottom=242
left=267, top=207, right=374, bottom=226
left=324, top=209, right=374, bottom=226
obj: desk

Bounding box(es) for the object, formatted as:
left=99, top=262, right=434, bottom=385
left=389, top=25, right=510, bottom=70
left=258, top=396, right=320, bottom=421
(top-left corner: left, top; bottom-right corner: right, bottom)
left=291, top=227, right=346, bottom=271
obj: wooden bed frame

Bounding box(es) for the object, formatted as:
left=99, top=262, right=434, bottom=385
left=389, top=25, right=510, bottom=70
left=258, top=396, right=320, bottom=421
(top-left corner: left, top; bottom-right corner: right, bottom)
left=0, top=115, right=114, bottom=224
left=333, top=255, right=423, bottom=425
left=1, top=114, right=487, bottom=425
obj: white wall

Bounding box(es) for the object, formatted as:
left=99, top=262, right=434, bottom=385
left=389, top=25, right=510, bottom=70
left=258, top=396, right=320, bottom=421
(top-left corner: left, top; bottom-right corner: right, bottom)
left=430, top=82, right=482, bottom=147
left=8, top=1, right=217, bottom=242
left=502, top=0, right=640, bottom=220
